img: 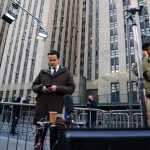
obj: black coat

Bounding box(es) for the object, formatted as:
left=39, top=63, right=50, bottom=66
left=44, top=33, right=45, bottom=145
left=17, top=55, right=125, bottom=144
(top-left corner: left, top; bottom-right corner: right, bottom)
left=32, top=66, right=75, bottom=124
left=86, top=100, right=97, bottom=122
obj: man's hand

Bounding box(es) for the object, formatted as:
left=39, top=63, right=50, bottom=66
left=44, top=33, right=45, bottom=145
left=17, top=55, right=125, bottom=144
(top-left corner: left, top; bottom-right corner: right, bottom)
left=50, top=85, right=58, bottom=92
left=143, top=51, right=149, bottom=58
left=43, top=86, right=49, bottom=93
left=43, top=85, right=58, bottom=93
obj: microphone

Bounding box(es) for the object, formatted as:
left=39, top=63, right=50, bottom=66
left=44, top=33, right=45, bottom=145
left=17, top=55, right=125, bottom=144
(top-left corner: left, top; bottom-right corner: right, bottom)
left=63, top=94, right=74, bottom=120
left=64, top=94, right=74, bottom=113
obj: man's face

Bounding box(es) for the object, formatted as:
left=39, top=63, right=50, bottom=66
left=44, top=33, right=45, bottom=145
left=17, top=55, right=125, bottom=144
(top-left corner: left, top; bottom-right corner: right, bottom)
left=48, top=54, right=59, bottom=68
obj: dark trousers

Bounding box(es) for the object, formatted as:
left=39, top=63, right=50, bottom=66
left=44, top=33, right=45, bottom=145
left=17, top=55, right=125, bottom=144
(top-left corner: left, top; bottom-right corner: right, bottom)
left=10, top=115, right=19, bottom=133
left=34, top=127, right=47, bottom=150
left=50, top=126, right=59, bottom=150
left=34, top=125, right=59, bottom=150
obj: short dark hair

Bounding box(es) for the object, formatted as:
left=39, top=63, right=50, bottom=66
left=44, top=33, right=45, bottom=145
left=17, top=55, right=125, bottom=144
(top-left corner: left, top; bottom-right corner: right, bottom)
left=47, top=50, right=60, bottom=58
left=142, top=43, right=150, bottom=51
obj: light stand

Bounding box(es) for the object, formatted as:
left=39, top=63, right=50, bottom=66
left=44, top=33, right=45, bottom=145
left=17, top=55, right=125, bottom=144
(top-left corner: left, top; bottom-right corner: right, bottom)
left=2, top=0, right=48, bottom=38
left=37, top=26, right=48, bottom=39
left=10, top=0, right=42, bottom=23
left=2, top=10, right=17, bottom=24
left=124, top=14, right=133, bottom=128
left=125, top=0, right=148, bottom=128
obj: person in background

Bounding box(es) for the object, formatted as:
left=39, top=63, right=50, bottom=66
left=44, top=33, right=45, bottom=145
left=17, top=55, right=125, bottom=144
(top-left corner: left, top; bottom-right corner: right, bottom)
left=86, top=95, right=97, bottom=128
left=0, top=98, right=3, bottom=115
left=11, top=95, right=16, bottom=102
left=32, top=50, right=76, bottom=150
left=132, top=42, right=150, bottom=127
left=10, top=96, right=21, bottom=135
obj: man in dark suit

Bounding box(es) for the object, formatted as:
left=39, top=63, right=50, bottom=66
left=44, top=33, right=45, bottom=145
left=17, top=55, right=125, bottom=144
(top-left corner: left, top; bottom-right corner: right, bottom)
left=32, top=50, right=76, bottom=150
left=10, top=97, right=21, bottom=135
left=86, top=95, right=97, bottom=128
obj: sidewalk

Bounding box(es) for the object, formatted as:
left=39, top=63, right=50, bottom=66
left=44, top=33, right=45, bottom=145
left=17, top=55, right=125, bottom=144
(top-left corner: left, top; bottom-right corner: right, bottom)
left=0, top=135, right=34, bottom=150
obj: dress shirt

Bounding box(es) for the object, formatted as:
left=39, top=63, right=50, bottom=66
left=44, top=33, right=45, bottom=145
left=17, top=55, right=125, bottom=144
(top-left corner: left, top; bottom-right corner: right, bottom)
left=51, top=65, right=59, bottom=74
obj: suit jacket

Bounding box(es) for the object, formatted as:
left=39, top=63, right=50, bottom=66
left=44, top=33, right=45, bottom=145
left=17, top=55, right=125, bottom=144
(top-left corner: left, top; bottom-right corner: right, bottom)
left=32, top=66, right=75, bottom=124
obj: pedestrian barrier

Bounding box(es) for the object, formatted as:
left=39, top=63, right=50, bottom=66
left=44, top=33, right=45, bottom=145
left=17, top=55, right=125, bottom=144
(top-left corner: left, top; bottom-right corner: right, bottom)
left=0, top=102, right=36, bottom=150
left=0, top=102, right=144, bottom=150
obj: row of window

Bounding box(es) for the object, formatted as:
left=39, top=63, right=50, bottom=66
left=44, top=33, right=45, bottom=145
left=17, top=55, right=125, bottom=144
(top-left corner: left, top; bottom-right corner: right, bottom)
left=109, top=0, right=119, bottom=73
left=0, top=81, right=137, bottom=103
left=0, top=89, right=31, bottom=101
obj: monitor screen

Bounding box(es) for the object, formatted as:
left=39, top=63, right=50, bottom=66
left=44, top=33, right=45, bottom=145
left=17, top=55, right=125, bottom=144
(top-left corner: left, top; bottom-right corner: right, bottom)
left=58, top=128, right=150, bottom=150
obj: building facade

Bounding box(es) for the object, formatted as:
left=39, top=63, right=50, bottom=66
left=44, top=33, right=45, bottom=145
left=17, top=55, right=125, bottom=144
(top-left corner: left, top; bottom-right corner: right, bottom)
left=0, top=0, right=150, bottom=106
left=0, top=0, right=10, bottom=67
left=98, top=0, right=150, bottom=105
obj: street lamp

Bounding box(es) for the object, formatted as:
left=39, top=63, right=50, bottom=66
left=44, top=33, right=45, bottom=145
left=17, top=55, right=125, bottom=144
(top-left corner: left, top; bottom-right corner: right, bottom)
left=2, top=0, right=48, bottom=39
left=2, top=10, right=17, bottom=24
left=37, top=26, right=48, bottom=39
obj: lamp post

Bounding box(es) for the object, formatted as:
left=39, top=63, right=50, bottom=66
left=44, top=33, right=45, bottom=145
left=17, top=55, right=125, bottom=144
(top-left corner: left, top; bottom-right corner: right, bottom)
left=2, top=0, right=48, bottom=38
left=2, top=10, right=17, bottom=24
left=125, top=0, right=148, bottom=128
left=11, top=0, right=42, bottom=23
left=124, top=13, right=133, bottom=128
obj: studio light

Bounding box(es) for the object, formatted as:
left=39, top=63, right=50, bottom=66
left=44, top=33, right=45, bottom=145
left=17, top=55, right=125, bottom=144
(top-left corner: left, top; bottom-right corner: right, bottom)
left=2, top=10, right=17, bottom=24
left=37, top=26, right=48, bottom=39
left=2, top=0, right=48, bottom=38
left=130, top=0, right=138, bottom=8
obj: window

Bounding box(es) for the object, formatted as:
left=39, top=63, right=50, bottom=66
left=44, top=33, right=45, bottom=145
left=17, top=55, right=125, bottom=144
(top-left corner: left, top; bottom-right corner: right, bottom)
left=12, top=90, right=16, bottom=97
left=0, top=91, right=3, bottom=99
left=127, top=81, right=138, bottom=103
left=5, top=91, right=9, bottom=102
left=111, top=83, right=120, bottom=103
left=27, top=89, right=31, bottom=96
left=19, top=90, right=24, bottom=97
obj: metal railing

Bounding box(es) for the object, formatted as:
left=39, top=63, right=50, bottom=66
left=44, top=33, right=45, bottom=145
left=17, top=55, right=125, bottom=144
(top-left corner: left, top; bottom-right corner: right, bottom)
left=1, top=94, right=140, bottom=106
left=0, top=102, right=144, bottom=150
left=0, top=102, right=36, bottom=150
left=73, top=107, right=143, bottom=128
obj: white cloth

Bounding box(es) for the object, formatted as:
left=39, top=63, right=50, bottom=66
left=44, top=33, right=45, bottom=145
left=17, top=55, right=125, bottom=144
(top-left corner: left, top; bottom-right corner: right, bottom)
left=51, top=65, right=59, bottom=74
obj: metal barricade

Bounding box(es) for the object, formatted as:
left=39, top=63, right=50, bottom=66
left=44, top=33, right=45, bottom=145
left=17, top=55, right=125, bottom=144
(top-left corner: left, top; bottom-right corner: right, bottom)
left=96, top=111, right=110, bottom=128
left=132, top=112, right=143, bottom=128
left=109, top=110, right=143, bottom=128
left=0, top=102, right=144, bottom=150
left=109, top=112, right=130, bottom=128
left=73, top=107, right=107, bottom=128
left=0, top=102, right=36, bottom=150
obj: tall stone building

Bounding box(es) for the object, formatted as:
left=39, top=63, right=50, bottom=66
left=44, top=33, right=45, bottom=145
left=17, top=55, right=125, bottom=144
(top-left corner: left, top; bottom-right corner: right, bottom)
left=0, top=0, right=10, bottom=67
left=0, top=0, right=86, bottom=103
left=0, top=0, right=150, bottom=106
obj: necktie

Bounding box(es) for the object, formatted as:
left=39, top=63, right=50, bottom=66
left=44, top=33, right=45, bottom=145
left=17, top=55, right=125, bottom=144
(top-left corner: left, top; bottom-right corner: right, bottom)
left=52, top=67, right=56, bottom=74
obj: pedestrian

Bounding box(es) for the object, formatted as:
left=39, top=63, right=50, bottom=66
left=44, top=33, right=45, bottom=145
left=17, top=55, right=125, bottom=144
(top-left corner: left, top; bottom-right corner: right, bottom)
left=10, top=96, right=21, bottom=135
left=86, top=95, right=97, bottom=128
left=133, top=42, right=150, bottom=128
left=0, top=98, right=3, bottom=115
left=32, top=50, right=76, bottom=150
left=11, top=95, right=16, bottom=102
